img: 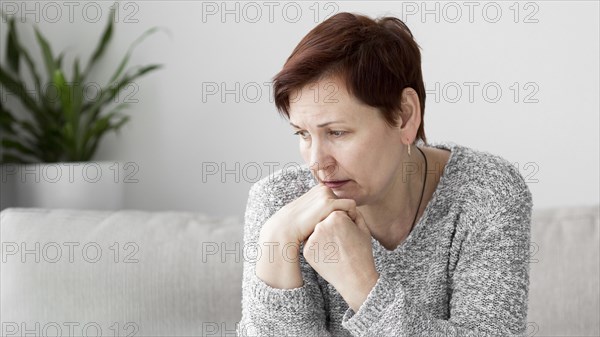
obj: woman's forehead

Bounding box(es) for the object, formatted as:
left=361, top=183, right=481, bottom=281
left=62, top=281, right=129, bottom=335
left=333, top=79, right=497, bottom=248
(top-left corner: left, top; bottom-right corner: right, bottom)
left=289, top=78, right=361, bottom=115
left=289, top=98, right=379, bottom=128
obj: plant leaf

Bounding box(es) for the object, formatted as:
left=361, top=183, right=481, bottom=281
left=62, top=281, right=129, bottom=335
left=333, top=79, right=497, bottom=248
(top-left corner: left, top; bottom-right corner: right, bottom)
left=86, top=64, right=161, bottom=122
left=11, top=30, right=48, bottom=110
left=55, top=51, right=65, bottom=70
left=18, top=120, right=41, bottom=141
left=107, top=27, right=163, bottom=84
left=1, top=138, right=37, bottom=157
left=7, top=17, right=20, bottom=73
left=84, top=6, right=115, bottom=78
left=0, top=101, right=41, bottom=148
left=81, top=100, right=129, bottom=160
left=0, top=65, right=42, bottom=117
left=0, top=100, right=17, bottom=134
left=53, top=69, right=71, bottom=113
left=83, top=114, right=129, bottom=161
left=1, top=152, right=30, bottom=164
left=81, top=112, right=114, bottom=159
left=34, top=27, right=57, bottom=82
left=73, top=57, right=81, bottom=83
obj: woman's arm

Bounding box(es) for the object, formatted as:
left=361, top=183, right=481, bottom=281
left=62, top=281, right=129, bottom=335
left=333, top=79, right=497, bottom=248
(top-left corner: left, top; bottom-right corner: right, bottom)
left=237, top=180, right=333, bottom=337
left=340, top=188, right=533, bottom=337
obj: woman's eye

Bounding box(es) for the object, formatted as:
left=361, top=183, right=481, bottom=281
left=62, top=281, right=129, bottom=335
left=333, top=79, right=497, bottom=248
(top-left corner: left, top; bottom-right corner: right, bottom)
left=329, top=130, right=346, bottom=137
left=294, top=131, right=309, bottom=139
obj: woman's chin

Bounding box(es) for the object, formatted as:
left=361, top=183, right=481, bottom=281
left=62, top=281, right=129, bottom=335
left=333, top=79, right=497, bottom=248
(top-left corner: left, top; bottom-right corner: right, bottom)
left=333, top=191, right=364, bottom=205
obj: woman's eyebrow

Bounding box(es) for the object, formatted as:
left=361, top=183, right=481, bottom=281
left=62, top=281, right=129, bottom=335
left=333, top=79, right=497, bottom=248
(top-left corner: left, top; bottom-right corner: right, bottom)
left=289, top=121, right=342, bottom=128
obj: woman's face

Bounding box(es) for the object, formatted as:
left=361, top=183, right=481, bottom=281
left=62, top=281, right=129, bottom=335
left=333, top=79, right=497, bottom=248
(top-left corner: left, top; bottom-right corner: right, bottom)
left=288, top=76, right=407, bottom=206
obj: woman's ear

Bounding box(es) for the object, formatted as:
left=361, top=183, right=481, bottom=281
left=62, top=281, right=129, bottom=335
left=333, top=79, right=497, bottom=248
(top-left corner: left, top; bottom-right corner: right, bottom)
left=398, top=87, right=421, bottom=141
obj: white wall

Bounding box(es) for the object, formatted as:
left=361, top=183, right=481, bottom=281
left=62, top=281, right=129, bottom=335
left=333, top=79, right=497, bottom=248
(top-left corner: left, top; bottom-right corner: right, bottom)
left=1, top=1, right=598, bottom=217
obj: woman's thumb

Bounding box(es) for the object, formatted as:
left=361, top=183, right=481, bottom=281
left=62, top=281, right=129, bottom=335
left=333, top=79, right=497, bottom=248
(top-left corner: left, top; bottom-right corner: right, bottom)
left=354, top=209, right=371, bottom=235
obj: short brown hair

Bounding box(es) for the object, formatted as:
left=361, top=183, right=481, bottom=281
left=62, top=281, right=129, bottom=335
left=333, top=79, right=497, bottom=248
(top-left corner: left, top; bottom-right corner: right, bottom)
left=273, top=12, right=427, bottom=145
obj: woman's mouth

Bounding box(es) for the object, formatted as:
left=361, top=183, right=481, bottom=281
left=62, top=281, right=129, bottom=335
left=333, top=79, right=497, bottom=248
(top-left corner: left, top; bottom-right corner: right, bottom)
left=323, top=180, right=350, bottom=189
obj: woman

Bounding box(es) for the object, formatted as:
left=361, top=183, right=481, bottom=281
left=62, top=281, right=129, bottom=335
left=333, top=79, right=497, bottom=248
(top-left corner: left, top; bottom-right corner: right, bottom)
left=238, top=12, right=533, bottom=337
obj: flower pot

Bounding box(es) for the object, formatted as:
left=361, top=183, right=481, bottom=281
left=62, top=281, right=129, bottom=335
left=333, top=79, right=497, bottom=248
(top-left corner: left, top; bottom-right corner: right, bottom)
left=1, top=162, right=125, bottom=210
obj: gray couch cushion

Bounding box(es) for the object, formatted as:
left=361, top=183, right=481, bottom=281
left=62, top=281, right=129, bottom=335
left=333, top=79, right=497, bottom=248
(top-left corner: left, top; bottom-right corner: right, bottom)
left=1, top=208, right=243, bottom=337
left=1, top=205, right=599, bottom=336
left=528, top=204, right=599, bottom=336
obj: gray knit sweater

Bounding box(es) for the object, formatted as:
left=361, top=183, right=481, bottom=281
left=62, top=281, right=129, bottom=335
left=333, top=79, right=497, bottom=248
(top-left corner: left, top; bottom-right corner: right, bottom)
left=238, top=141, right=533, bottom=337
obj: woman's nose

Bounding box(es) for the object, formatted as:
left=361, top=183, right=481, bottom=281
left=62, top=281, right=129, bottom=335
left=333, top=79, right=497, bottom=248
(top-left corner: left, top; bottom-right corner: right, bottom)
left=309, top=142, right=336, bottom=181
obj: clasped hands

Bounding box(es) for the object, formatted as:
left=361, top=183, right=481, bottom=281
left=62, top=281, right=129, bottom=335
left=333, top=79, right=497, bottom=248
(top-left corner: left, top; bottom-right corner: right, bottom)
left=260, top=183, right=380, bottom=312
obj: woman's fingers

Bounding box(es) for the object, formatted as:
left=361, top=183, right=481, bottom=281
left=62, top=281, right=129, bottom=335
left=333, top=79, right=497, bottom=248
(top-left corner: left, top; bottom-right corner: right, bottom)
left=328, top=198, right=357, bottom=222
left=354, top=209, right=371, bottom=234
left=280, top=184, right=359, bottom=243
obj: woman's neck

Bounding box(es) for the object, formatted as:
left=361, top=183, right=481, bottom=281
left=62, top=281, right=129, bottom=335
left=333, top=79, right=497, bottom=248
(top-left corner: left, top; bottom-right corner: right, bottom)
left=358, top=147, right=427, bottom=250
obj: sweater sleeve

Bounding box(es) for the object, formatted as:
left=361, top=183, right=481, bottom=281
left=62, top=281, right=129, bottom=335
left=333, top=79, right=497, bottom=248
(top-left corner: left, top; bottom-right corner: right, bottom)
left=237, top=180, right=333, bottom=337
left=340, top=185, right=534, bottom=337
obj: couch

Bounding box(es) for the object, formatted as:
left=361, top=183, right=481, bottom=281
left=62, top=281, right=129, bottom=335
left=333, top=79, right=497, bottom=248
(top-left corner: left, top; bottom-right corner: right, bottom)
left=1, top=204, right=598, bottom=336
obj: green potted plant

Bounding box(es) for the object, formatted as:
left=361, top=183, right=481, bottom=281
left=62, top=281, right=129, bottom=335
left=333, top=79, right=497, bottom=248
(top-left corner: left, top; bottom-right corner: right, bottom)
left=0, top=6, right=163, bottom=210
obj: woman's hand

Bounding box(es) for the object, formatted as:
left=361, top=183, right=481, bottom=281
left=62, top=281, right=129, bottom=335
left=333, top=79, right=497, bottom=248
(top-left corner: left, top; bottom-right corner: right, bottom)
left=261, top=184, right=358, bottom=245
left=256, top=183, right=359, bottom=290
left=303, top=209, right=379, bottom=312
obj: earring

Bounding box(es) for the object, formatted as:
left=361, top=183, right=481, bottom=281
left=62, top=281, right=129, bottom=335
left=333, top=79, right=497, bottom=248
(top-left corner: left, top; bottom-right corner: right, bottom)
left=408, top=143, right=411, bottom=156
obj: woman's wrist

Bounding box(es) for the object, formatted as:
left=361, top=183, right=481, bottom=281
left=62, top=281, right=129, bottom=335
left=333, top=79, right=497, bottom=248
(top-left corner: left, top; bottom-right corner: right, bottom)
left=260, top=216, right=301, bottom=247
left=341, top=271, right=380, bottom=313
left=256, top=217, right=304, bottom=289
